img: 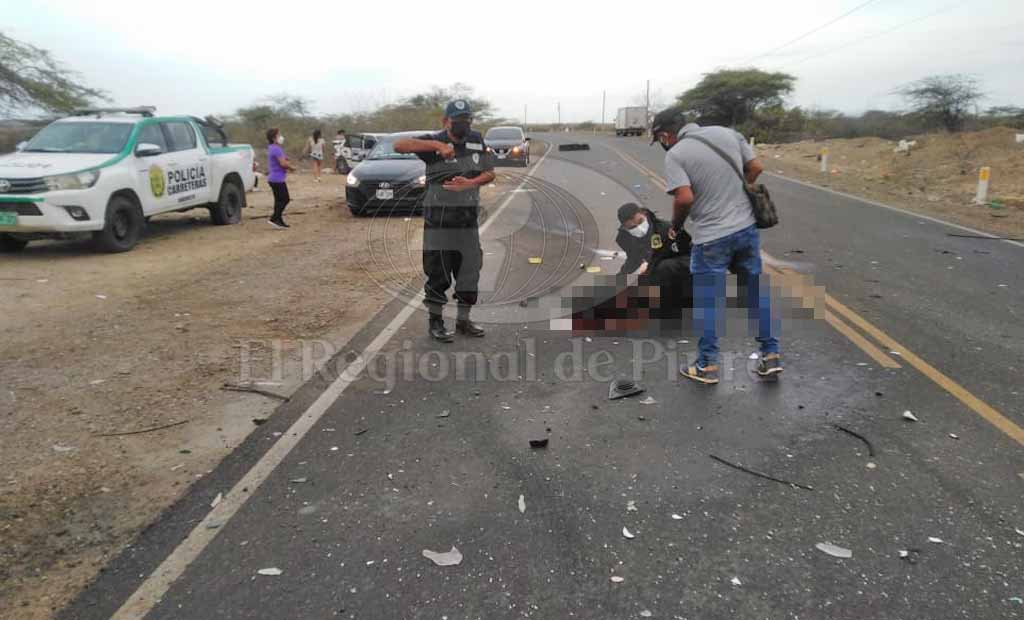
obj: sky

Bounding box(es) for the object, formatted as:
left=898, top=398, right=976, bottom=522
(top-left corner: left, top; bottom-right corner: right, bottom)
left=5, top=0, right=1023, bottom=123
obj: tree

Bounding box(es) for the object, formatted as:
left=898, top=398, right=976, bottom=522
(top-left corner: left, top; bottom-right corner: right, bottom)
left=0, top=31, right=106, bottom=115
left=677, top=68, right=796, bottom=127
left=897, top=74, right=983, bottom=132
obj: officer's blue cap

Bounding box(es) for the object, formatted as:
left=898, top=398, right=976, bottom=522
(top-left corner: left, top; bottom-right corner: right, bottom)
left=445, top=99, right=473, bottom=118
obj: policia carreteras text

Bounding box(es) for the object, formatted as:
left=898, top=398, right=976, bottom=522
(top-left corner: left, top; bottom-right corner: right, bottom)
left=394, top=99, right=496, bottom=342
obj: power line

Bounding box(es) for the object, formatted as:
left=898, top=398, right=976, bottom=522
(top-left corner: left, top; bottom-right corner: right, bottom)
left=786, top=2, right=966, bottom=66
left=739, top=0, right=883, bottom=65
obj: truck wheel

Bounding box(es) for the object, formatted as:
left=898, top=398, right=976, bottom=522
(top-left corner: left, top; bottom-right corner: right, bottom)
left=92, top=195, right=143, bottom=253
left=211, top=179, right=244, bottom=225
left=0, top=234, right=29, bottom=253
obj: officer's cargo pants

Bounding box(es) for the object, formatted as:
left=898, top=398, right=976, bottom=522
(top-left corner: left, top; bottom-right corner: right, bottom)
left=423, top=226, right=482, bottom=314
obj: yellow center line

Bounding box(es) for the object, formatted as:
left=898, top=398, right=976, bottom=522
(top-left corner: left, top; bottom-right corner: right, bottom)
left=607, top=140, right=1024, bottom=446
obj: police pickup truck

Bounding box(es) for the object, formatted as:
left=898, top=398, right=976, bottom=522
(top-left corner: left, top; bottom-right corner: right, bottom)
left=0, top=107, right=255, bottom=253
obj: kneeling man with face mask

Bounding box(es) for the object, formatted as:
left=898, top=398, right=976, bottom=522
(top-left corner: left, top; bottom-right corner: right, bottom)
left=615, top=202, right=693, bottom=311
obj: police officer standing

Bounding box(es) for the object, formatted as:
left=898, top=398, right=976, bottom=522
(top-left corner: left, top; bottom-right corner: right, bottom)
left=394, top=100, right=496, bottom=342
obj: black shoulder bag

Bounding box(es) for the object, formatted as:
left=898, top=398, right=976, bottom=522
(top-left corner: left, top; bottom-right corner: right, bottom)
left=684, top=134, right=779, bottom=229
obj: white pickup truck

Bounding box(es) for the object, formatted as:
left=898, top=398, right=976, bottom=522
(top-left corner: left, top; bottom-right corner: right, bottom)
left=0, top=107, right=255, bottom=252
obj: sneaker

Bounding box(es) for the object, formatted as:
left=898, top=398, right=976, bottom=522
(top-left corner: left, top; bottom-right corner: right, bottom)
left=276, top=218, right=290, bottom=228
left=680, top=363, right=720, bottom=385
left=756, top=353, right=783, bottom=377
left=268, top=218, right=286, bottom=229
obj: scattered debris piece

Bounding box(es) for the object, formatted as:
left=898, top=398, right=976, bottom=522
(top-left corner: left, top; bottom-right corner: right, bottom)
left=422, top=546, right=463, bottom=567
left=639, top=396, right=657, bottom=405
left=671, top=514, right=683, bottom=520
left=252, top=418, right=268, bottom=426
left=529, top=438, right=549, bottom=449
left=815, top=542, right=853, bottom=559
left=626, top=500, right=637, bottom=512
left=902, top=410, right=919, bottom=422
left=610, top=576, right=625, bottom=583
left=730, top=576, right=742, bottom=586
left=608, top=379, right=645, bottom=400
left=52, top=444, right=76, bottom=453
left=528, top=257, right=543, bottom=265
left=518, top=494, right=526, bottom=514
left=927, top=537, right=944, bottom=544
left=221, top=382, right=289, bottom=402
left=586, top=266, right=602, bottom=273
left=95, top=294, right=107, bottom=300
left=898, top=548, right=922, bottom=564
left=832, top=424, right=876, bottom=456
left=622, top=527, right=635, bottom=539
left=748, top=353, right=759, bottom=360
left=354, top=428, right=368, bottom=436
left=708, top=454, right=814, bottom=491
left=640, top=611, right=652, bottom=618
left=1015, top=528, right=1024, bottom=537
left=437, top=409, right=450, bottom=419
left=257, top=568, right=283, bottom=576
left=290, top=478, right=308, bottom=484
left=866, top=462, right=877, bottom=469
left=211, top=493, right=223, bottom=508
left=95, top=419, right=189, bottom=437
left=1009, top=597, right=1023, bottom=605
left=89, top=379, right=106, bottom=386
left=948, top=433, right=959, bottom=440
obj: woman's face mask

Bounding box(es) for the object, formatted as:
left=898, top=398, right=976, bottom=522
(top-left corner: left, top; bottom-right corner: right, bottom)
left=627, top=217, right=650, bottom=238
left=276, top=135, right=285, bottom=145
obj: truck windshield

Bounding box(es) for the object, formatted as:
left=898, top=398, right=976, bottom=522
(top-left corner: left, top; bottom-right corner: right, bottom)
left=24, top=122, right=133, bottom=154
left=486, top=128, right=523, bottom=140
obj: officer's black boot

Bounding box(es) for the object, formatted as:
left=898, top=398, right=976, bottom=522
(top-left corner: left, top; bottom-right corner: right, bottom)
left=428, top=313, right=454, bottom=343
left=455, top=305, right=485, bottom=337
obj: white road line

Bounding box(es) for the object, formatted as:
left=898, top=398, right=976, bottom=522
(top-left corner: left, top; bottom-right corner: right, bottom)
left=111, top=143, right=554, bottom=620
left=766, top=172, right=1024, bottom=250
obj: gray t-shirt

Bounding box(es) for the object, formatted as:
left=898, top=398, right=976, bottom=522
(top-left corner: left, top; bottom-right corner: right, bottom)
left=664, top=123, right=756, bottom=245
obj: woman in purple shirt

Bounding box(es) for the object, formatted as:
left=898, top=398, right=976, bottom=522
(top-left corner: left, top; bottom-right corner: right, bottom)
left=265, top=127, right=295, bottom=228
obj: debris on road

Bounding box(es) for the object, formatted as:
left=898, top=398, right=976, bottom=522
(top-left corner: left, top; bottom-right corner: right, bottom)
left=640, top=610, right=652, bottom=618
left=436, top=409, right=450, bottom=419
left=626, top=500, right=637, bottom=512
left=898, top=548, right=922, bottom=564
left=211, top=492, right=223, bottom=508
left=815, top=542, right=853, bottom=558
left=730, top=576, right=742, bottom=586
left=622, top=527, right=635, bottom=539
left=928, top=537, right=944, bottom=544
left=51, top=444, right=76, bottom=453
left=866, top=462, right=877, bottom=469
left=608, top=379, right=645, bottom=400
left=671, top=514, right=683, bottom=520
left=528, top=257, right=543, bottom=265
left=422, top=546, right=463, bottom=567
left=610, top=576, right=625, bottom=583
left=639, top=396, right=657, bottom=405
left=529, top=438, right=549, bottom=449
left=902, top=410, right=919, bottom=422
left=94, top=418, right=190, bottom=437
left=257, top=568, right=283, bottom=576
left=708, top=454, right=814, bottom=491
left=289, top=478, right=308, bottom=484
left=221, top=382, right=290, bottom=402
left=948, top=433, right=960, bottom=440
left=354, top=428, right=368, bottom=436
left=518, top=494, right=526, bottom=514
left=832, top=424, right=876, bottom=456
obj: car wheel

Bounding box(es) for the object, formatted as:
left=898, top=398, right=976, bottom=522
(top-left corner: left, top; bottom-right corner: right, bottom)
left=0, top=233, right=29, bottom=253
left=211, top=179, right=244, bottom=225
left=92, top=195, right=144, bottom=253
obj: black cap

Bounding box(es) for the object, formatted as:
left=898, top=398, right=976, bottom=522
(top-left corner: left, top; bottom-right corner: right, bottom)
left=650, top=106, right=688, bottom=144
left=617, top=202, right=642, bottom=224
left=445, top=99, right=473, bottom=118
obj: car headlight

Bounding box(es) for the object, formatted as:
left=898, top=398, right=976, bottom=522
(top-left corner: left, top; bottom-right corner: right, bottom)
left=44, top=169, right=100, bottom=191
left=414, top=175, right=426, bottom=187
left=512, top=146, right=520, bottom=154
left=346, top=172, right=360, bottom=187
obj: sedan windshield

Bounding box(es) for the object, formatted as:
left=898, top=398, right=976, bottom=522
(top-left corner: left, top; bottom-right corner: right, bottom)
left=485, top=128, right=524, bottom=141
left=367, top=140, right=418, bottom=160
left=24, top=122, right=133, bottom=154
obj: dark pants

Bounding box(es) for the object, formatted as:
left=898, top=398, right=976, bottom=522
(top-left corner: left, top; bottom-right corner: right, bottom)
left=269, top=181, right=290, bottom=220
left=649, top=256, right=694, bottom=308
left=422, top=226, right=482, bottom=315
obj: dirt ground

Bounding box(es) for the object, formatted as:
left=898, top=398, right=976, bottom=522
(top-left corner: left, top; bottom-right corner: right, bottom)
left=0, top=163, right=519, bottom=619
left=759, top=127, right=1024, bottom=237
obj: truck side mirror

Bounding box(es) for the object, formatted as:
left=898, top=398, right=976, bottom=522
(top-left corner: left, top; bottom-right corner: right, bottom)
left=135, top=143, right=164, bottom=157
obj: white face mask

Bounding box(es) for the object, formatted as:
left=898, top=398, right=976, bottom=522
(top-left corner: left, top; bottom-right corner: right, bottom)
left=276, top=135, right=285, bottom=145
left=627, top=218, right=650, bottom=238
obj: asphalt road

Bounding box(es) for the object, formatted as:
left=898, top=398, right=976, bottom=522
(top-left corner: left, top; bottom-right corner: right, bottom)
left=64, top=133, right=1024, bottom=620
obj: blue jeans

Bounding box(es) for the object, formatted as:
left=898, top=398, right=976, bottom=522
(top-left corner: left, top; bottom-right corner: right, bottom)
left=690, top=224, right=780, bottom=367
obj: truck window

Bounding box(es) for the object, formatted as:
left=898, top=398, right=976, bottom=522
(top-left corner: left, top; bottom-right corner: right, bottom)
left=162, top=122, right=198, bottom=152
left=137, top=124, right=168, bottom=151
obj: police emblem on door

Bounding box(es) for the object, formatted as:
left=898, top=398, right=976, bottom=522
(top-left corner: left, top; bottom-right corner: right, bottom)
left=472, top=153, right=480, bottom=165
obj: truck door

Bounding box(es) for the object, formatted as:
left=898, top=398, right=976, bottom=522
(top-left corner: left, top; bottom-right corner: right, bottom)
left=134, top=123, right=178, bottom=214
left=160, top=121, right=211, bottom=207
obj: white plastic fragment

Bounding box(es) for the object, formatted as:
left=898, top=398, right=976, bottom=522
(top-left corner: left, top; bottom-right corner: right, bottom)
left=1015, top=528, right=1024, bottom=537
left=640, top=611, right=653, bottom=618
left=422, top=546, right=463, bottom=566
left=211, top=492, right=223, bottom=508
left=671, top=513, right=683, bottom=520
left=639, top=397, right=657, bottom=405
left=928, top=537, right=944, bottom=544
left=52, top=444, right=76, bottom=453
left=902, top=410, right=918, bottom=422
left=610, top=576, right=625, bottom=583
left=948, top=433, right=959, bottom=440
left=626, top=500, right=637, bottom=512
left=622, top=527, right=635, bottom=539
left=730, top=576, right=742, bottom=586
left=748, top=353, right=759, bottom=360
left=898, top=549, right=909, bottom=558
left=518, top=494, right=526, bottom=514
left=257, top=568, right=282, bottom=576
left=815, top=542, right=853, bottom=558
left=866, top=462, right=877, bottom=469
left=95, top=294, right=107, bottom=300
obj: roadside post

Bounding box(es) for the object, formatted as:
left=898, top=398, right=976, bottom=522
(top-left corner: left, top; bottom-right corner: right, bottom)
left=820, top=147, right=829, bottom=173
left=974, top=166, right=990, bottom=205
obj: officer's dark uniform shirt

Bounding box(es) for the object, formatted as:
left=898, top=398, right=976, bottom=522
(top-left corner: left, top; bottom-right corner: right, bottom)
left=414, top=130, right=495, bottom=228
left=615, top=208, right=692, bottom=275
